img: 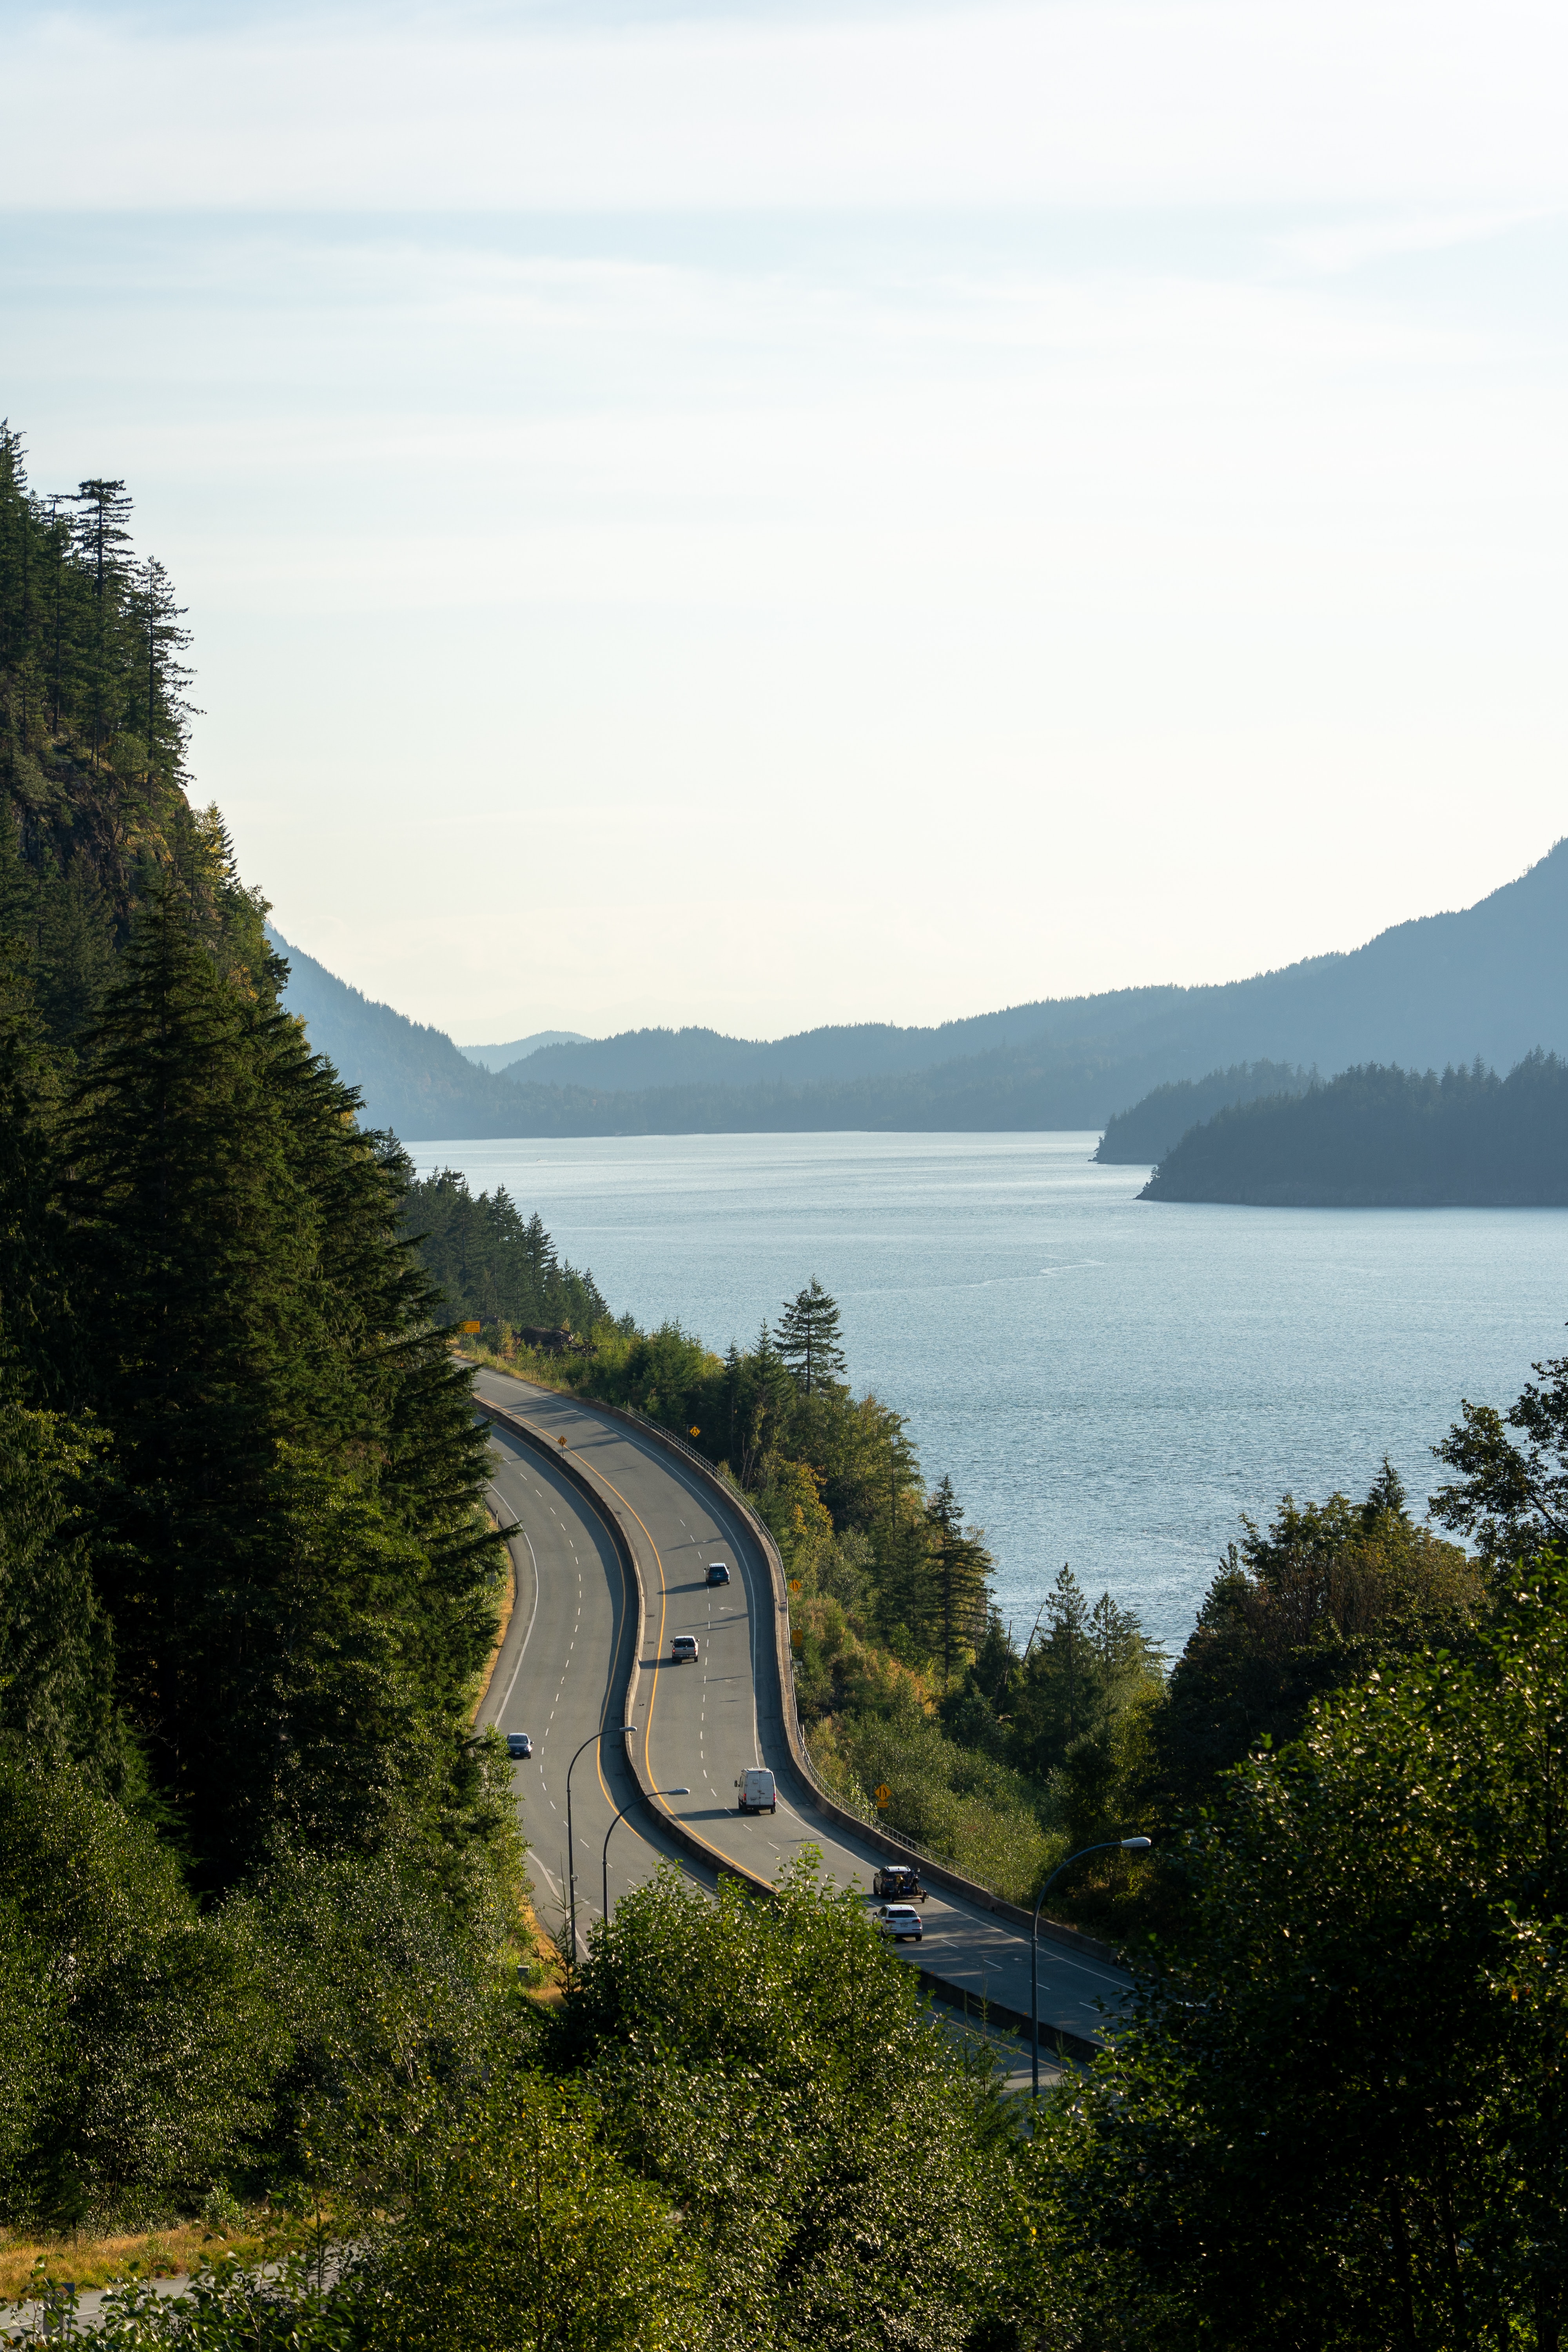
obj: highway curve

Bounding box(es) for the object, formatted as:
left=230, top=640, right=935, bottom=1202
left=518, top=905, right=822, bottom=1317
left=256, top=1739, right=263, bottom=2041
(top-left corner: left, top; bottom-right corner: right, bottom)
left=475, top=1419, right=700, bottom=1958
left=472, top=1365, right=1130, bottom=2047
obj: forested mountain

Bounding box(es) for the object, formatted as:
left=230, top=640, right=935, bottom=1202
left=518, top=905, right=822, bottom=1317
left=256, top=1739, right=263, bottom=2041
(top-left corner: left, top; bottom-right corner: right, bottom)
left=0, top=423, right=236, bottom=1040
left=460, top=1033, right=1138, bottom=1137
left=275, top=842, right=1568, bottom=1139
left=0, top=428, right=519, bottom=2223
left=1095, top=1060, right=1308, bottom=1164
left=517, top=841, right=1566, bottom=1098
left=1142, top=1050, right=1568, bottom=1205
left=269, top=926, right=530, bottom=1135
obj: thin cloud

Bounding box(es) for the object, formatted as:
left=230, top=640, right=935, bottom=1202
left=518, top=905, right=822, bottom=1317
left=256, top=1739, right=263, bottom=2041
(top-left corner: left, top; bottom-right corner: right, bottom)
left=5, top=1, right=1568, bottom=211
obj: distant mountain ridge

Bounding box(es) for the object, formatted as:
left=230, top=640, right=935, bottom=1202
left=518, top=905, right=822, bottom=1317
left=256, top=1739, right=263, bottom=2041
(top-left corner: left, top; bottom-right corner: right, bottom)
left=269, top=929, right=531, bottom=1135
left=510, top=840, right=1568, bottom=1098
left=273, top=840, right=1568, bottom=1139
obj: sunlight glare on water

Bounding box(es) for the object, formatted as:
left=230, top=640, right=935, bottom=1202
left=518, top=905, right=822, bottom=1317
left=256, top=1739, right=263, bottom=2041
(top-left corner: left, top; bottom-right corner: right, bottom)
left=411, top=1132, right=1568, bottom=1653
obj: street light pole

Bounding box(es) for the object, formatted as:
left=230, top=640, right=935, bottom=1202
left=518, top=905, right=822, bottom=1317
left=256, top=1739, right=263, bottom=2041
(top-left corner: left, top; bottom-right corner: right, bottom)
left=565, top=1724, right=632, bottom=1966
left=1031, top=1835, right=1152, bottom=2099
left=603, top=1789, right=688, bottom=1922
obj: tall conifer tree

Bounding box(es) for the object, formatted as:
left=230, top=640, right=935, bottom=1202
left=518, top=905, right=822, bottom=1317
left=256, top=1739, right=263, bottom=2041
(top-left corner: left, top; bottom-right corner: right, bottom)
left=774, top=1275, right=847, bottom=1396
left=924, top=1474, right=992, bottom=1685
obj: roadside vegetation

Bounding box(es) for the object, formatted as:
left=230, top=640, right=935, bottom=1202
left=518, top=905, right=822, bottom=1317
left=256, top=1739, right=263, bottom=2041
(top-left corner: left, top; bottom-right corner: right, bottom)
left=452, top=1246, right=1518, bottom=1953
left=8, top=422, right=1568, bottom=2345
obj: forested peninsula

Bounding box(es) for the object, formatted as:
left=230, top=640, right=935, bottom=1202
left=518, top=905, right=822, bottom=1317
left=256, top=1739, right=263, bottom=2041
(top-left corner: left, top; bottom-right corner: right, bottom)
left=1142, top=1050, right=1568, bottom=1205
left=9, top=425, right=1568, bottom=2347
left=1093, top=1058, right=1306, bottom=1164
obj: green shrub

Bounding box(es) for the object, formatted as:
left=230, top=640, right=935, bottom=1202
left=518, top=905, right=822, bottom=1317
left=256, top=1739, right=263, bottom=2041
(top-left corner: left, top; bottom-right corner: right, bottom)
left=553, top=1861, right=1035, bottom=2352
left=0, top=1756, right=282, bottom=2227
left=811, top=1704, right=1060, bottom=1905
left=355, top=2072, right=700, bottom=2352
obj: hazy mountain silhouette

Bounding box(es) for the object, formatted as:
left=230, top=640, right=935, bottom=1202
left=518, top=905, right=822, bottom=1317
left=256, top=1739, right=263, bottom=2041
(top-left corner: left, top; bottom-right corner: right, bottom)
left=269, top=929, right=527, bottom=1135
left=460, top=1030, right=589, bottom=1071
left=273, top=840, right=1568, bottom=1139
left=514, top=839, right=1568, bottom=1098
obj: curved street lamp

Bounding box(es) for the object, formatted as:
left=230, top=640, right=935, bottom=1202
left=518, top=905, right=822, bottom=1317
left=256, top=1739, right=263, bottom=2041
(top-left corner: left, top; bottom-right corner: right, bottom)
left=1031, top=1835, right=1152, bottom=2098
left=603, top=1789, right=689, bottom=1923
left=565, top=1725, right=632, bottom=1963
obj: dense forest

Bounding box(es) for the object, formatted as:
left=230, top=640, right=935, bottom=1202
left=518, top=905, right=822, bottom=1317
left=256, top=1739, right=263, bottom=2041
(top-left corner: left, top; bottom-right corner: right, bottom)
left=0, top=431, right=1047, bottom=2350
left=1142, top=1050, right=1568, bottom=1204
left=457, top=1265, right=1568, bottom=2346
left=1094, top=1059, right=1306, bottom=1164
left=401, top=1168, right=612, bottom=1334
left=9, top=423, right=1568, bottom=2347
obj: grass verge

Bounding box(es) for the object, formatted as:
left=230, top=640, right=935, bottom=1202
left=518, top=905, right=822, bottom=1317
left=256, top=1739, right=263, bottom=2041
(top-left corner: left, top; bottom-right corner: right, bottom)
left=0, top=2217, right=289, bottom=2301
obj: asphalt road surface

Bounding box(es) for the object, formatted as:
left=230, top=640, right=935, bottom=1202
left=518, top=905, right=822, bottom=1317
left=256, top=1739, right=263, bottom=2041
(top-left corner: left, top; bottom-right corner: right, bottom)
left=472, top=1366, right=1130, bottom=2044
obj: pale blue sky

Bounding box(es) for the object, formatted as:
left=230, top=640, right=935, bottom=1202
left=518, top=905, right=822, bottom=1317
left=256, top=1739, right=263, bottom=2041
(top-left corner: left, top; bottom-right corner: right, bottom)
left=4, top=1, right=1566, bottom=1040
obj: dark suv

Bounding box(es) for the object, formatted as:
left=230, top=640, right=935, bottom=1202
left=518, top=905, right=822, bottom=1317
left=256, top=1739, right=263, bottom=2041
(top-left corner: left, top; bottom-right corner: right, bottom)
left=706, top=1561, right=731, bottom=1586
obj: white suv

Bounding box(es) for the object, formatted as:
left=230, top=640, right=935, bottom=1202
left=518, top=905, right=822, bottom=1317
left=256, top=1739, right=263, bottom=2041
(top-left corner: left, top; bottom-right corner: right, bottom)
left=876, top=1904, right=924, bottom=1943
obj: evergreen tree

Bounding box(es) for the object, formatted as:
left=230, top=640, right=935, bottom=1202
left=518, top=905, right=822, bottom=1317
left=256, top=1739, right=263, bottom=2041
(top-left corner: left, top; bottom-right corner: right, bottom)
left=731, top=1318, right=795, bottom=1486
left=0, top=924, right=67, bottom=1400
left=66, top=479, right=134, bottom=773
left=60, top=883, right=504, bottom=1884
left=400, top=1170, right=608, bottom=1334
left=774, top=1274, right=847, bottom=1396
left=62, top=885, right=327, bottom=1862
left=128, top=556, right=196, bottom=792
left=924, top=1474, right=993, bottom=1686
left=1152, top=1466, right=1479, bottom=1819
left=0, top=1403, right=125, bottom=1788
left=1007, top=1564, right=1109, bottom=1775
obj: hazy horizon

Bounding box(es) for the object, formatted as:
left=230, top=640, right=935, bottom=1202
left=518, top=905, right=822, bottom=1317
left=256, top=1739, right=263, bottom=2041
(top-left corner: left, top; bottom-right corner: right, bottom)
left=282, top=831, right=1560, bottom=1051
left=9, top=0, right=1568, bottom=1042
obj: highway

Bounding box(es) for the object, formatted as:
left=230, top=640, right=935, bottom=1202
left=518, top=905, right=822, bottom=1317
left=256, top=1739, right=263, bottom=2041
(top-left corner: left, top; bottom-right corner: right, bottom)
left=472, top=1365, right=1130, bottom=2046
left=475, top=1418, right=697, bottom=1954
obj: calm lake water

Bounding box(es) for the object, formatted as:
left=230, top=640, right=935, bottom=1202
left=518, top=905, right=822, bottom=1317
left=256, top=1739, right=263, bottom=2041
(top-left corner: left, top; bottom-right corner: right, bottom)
left=412, top=1132, right=1568, bottom=1655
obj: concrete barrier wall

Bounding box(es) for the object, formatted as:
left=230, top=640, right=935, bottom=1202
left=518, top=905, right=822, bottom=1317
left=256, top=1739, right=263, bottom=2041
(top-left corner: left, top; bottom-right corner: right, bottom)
left=475, top=1395, right=782, bottom=1909
left=486, top=1380, right=1120, bottom=1974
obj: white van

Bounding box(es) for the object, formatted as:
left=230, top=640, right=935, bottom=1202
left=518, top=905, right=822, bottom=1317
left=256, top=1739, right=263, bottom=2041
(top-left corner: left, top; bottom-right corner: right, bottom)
left=736, top=1768, right=777, bottom=1815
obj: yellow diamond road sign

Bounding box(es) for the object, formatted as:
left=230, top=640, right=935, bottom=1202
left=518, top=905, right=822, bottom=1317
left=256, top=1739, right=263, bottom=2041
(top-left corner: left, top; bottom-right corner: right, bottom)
left=874, top=1784, right=891, bottom=1808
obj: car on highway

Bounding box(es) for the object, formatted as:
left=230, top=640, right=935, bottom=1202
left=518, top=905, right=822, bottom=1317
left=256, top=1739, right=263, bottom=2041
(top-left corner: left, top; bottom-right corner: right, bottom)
left=706, top=1561, right=731, bottom=1586
left=875, top=1904, right=924, bottom=1943
left=505, top=1733, right=532, bottom=1759
left=735, top=1767, right=777, bottom=1813
left=670, top=1634, right=700, bottom=1662
left=872, top=1863, right=927, bottom=1903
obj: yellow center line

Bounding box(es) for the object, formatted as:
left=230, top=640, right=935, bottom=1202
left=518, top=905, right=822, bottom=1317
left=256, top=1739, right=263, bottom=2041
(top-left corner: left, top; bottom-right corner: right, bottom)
left=495, top=1388, right=750, bottom=1885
